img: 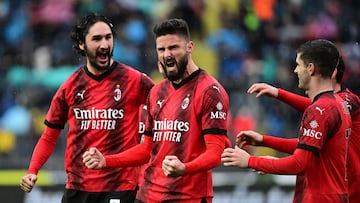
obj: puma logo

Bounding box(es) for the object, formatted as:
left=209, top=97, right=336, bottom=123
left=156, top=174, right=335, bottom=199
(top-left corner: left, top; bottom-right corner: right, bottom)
left=212, top=85, right=220, bottom=93
left=157, top=99, right=165, bottom=108
left=315, top=107, right=325, bottom=115
left=77, top=90, right=86, bottom=100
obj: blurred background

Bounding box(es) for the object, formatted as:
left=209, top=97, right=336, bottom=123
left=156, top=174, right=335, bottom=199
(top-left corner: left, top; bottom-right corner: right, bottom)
left=0, top=0, right=359, bottom=202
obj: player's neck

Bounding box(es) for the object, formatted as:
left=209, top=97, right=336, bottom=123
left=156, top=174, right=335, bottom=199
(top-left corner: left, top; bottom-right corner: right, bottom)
left=173, top=59, right=199, bottom=84
left=308, top=78, right=333, bottom=101
left=86, top=59, right=114, bottom=76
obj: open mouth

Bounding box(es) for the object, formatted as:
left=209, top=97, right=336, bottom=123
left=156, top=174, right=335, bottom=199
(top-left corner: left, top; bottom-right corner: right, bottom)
left=165, top=58, right=176, bottom=70
left=97, top=53, right=109, bottom=63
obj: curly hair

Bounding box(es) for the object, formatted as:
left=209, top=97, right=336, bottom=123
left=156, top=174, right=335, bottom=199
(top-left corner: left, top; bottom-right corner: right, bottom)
left=70, top=13, right=116, bottom=56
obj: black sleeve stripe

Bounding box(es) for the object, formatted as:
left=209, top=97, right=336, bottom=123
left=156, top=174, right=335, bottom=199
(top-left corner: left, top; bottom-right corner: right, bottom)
left=44, top=120, right=65, bottom=129
left=297, top=143, right=320, bottom=154
left=143, top=130, right=152, bottom=137
left=202, top=128, right=227, bottom=135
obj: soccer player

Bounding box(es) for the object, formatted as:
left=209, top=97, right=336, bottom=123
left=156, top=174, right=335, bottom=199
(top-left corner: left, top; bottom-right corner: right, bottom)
left=246, top=56, right=360, bottom=203
left=19, top=13, right=154, bottom=203
left=82, top=18, right=231, bottom=203
left=222, top=39, right=352, bottom=203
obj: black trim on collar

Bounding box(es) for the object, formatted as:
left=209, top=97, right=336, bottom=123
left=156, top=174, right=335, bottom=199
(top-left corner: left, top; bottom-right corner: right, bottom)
left=313, top=90, right=334, bottom=102
left=84, top=61, right=118, bottom=82
left=172, top=69, right=201, bottom=90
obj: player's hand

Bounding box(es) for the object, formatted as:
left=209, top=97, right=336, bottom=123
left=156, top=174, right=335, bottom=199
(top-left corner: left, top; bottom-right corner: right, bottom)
left=221, top=146, right=250, bottom=168
left=20, top=174, right=38, bottom=192
left=236, top=130, right=264, bottom=147
left=162, top=155, right=185, bottom=177
left=247, top=83, right=278, bottom=98
left=82, top=147, right=106, bottom=169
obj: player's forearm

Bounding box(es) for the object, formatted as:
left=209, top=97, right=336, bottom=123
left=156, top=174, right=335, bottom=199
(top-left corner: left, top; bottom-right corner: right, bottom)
left=105, top=136, right=152, bottom=167
left=28, top=127, right=61, bottom=174
left=248, top=149, right=311, bottom=174
left=185, top=135, right=227, bottom=174
left=277, top=88, right=311, bottom=112
left=263, top=136, right=298, bottom=154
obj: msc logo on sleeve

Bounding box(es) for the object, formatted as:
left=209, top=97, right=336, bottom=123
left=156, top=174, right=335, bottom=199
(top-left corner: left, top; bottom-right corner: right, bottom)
left=210, top=102, right=226, bottom=120
left=302, top=120, right=322, bottom=139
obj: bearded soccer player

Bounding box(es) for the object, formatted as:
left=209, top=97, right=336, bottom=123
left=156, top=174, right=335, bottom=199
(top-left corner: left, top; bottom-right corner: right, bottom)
left=19, top=13, right=154, bottom=203
left=82, top=18, right=231, bottom=203
left=246, top=56, right=360, bottom=202
left=222, top=39, right=351, bottom=203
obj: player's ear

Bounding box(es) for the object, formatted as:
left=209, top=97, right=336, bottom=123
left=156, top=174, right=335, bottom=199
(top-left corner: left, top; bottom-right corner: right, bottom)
left=308, top=63, right=315, bottom=76
left=79, top=41, right=85, bottom=51
left=187, top=41, right=194, bottom=53
left=331, top=68, right=337, bottom=80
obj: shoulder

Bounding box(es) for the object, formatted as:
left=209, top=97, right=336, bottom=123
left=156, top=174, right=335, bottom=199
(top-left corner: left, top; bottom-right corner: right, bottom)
left=117, top=62, right=153, bottom=82
left=116, top=62, right=142, bottom=75
left=305, top=94, right=342, bottom=121
left=150, top=79, right=169, bottom=91
left=58, top=67, right=84, bottom=89
left=198, top=70, right=228, bottom=96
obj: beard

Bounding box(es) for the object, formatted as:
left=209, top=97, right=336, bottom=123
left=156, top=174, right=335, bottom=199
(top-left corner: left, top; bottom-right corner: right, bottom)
left=160, top=54, right=188, bottom=82
left=85, top=45, right=113, bottom=72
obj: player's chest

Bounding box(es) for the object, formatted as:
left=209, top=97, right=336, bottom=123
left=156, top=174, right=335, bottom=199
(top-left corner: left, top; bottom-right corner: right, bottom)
left=69, top=79, right=136, bottom=108
left=152, top=90, right=196, bottom=118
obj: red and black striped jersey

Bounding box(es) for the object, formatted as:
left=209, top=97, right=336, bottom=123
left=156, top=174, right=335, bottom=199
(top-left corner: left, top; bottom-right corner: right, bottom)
left=44, top=61, right=154, bottom=192
left=337, top=88, right=360, bottom=203
left=295, top=91, right=351, bottom=203
left=138, top=69, right=229, bottom=202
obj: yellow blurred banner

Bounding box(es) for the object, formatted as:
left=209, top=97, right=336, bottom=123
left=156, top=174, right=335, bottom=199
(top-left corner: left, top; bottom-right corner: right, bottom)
left=0, top=170, right=51, bottom=186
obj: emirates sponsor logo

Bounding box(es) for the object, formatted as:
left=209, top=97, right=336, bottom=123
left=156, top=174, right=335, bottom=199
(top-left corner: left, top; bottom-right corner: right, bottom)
left=152, top=119, right=190, bottom=143
left=73, top=107, right=124, bottom=119
left=74, top=107, right=124, bottom=130
left=153, top=118, right=189, bottom=132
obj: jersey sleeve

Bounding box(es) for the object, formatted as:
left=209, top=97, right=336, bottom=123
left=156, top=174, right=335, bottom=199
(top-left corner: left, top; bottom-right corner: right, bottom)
left=139, top=73, right=155, bottom=104
left=277, top=88, right=311, bottom=113
left=297, top=103, right=341, bottom=153
left=28, top=127, right=61, bottom=174
left=105, top=135, right=152, bottom=167
left=201, top=84, right=229, bottom=135
left=44, top=85, right=69, bottom=129
left=248, top=148, right=313, bottom=174
left=263, top=136, right=298, bottom=154
left=185, top=134, right=228, bottom=174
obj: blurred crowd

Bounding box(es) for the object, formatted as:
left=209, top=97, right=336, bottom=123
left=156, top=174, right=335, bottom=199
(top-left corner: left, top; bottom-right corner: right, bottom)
left=0, top=0, right=359, bottom=169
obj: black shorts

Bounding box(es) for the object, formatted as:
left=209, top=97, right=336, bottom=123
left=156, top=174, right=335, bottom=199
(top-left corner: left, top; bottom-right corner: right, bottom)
left=62, top=189, right=137, bottom=203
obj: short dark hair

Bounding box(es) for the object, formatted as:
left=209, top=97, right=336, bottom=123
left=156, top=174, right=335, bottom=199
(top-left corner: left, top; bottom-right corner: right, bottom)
left=70, top=13, right=116, bottom=56
left=152, top=18, right=190, bottom=40
left=296, top=39, right=340, bottom=78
